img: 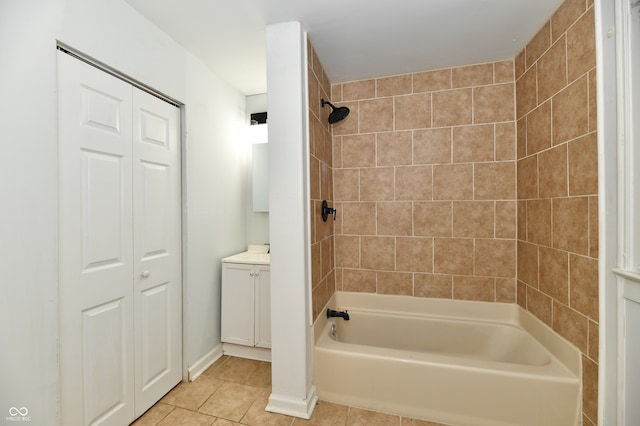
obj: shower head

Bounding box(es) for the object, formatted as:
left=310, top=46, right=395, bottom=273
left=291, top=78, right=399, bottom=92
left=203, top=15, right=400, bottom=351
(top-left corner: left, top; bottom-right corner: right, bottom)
left=321, top=99, right=350, bottom=124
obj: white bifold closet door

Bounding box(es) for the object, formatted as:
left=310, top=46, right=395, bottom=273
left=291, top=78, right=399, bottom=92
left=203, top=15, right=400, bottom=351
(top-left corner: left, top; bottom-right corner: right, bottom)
left=58, top=51, right=182, bottom=426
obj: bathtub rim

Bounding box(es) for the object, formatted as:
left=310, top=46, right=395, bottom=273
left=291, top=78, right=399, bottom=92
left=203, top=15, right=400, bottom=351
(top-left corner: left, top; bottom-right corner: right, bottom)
left=313, top=291, right=581, bottom=378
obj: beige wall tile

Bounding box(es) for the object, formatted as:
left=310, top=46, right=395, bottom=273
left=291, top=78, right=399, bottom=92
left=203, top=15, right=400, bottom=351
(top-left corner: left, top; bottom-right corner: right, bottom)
left=310, top=156, right=321, bottom=200
left=496, top=277, right=516, bottom=302
left=432, top=88, right=473, bottom=127
left=494, top=60, right=515, bottom=84
left=334, top=169, right=359, bottom=202
left=414, top=274, right=452, bottom=298
left=414, top=202, right=452, bottom=237
left=553, top=197, right=589, bottom=255
left=311, top=200, right=317, bottom=244
left=527, top=286, right=553, bottom=327
left=377, top=202, right=412, bottom=236
left=361, top=236, right=395, bottom=270
left=413, top=128, right=452, bottom=164
left=311, top=242, right=321, bottom=286
left=360, top=167, right=394, bottom=201
left=474, top=162, right=516, bottom=200
left=452, top=124, right=494, bottom=163
left=321, top=162, right=332, bottom=201
left=538, top=144, right=568, bottom=197
left=342, top=268, right=376, bottom=293
left=331, top=83, right=343, bottom=102
left=568, top=133, right=598, bottom=195
left=433, top=164, right=473, bottom=200
left=517, top=117, right=527, bottom=159
left=517, top=200, right=527, bottom=240
left=537, top=36, right=568, bottom=102
left=342, top=134, right=375, bottom=168
left=517, top=156, right=538, bottom=199
left=321, top=236, right=333, bottom=278
left=526, top=101, right=552, bottom=155
left=515, top=50, right=526, bottom=80
left=376, top=74, right=412, bottom=97
left=377, top=271, right=413, bottom=295
left=473, top=83, right=515, bottom=124
left=452, top=63, right=493, bottom=88
left=413, top=68, right=451, bottom=93
left=495, top=122, right=516, bottom=161
left=553, top=75, right=589, bottom=145
left=526, top=22, right=551, bottom=68
left=395, top=93, right=431, bottom=130
left=527, top=199, right=552, bottom=246
left=452, top=201, right=494, bottom=238
left=517, top=280, right=527, bottom=309
left=495, top=201, right=517, bottom=238
left=434, top=238, right=474, bottom=275
left=551, top=0, right=587, bottom=41
left=539, top=247, right=569, bottom=304
left=453, top=276, right=495, bottom=301
left=395, top=165, right=433, bottom=201
left=359, top=98, right=394, bottom=133
left=567, top=8, right=596, bottom=82
left=582, top=355, right=599, bottom=422
left=333, top=135, right=342, bottom=168
left=570, top=254, right=599, bottom=320
left=516, top=66, right=537, bottom=119
left=396, top=237, right=434, bottom=272
left=517, top=241, right=539, bottom=287
left=342, top=202, right=376, bottom=235
left=309, top=69, right=320, bottom=120
left=376, top=131, right=413, bottom=166
left=553, top=301, right=588, bottom=353
left=475, top=239, right=516, bottom=278
left=343, top=79, right=375, bottom=100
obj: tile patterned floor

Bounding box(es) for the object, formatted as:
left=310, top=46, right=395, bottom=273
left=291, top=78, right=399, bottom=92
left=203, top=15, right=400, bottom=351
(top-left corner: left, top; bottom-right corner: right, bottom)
left=132, top=355, right=449, bottom=426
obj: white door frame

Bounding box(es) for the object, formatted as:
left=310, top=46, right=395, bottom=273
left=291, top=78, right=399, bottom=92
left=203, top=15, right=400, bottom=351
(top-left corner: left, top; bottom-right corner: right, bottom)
left=596, top=0, right=640, bottom=423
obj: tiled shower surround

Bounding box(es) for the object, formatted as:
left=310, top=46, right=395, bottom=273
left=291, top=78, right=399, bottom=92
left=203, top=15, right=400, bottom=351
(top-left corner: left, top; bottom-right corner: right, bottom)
left=516, top=0, right=598, bottom=424
left=308, top=0, right=598, bottom=423
left=330, top=61, right=517, bottom=302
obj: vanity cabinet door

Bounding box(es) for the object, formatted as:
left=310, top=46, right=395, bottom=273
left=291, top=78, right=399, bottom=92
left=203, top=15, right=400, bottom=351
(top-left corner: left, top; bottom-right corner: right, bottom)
left=254, top=266, right=271, bottom=348
left=221, top=264, right=255, bottom=346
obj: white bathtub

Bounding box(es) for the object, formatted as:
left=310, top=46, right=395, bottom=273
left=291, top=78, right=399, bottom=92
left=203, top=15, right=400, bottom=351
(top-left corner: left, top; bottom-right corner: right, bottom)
left=314, top=292, right=581, bottom=426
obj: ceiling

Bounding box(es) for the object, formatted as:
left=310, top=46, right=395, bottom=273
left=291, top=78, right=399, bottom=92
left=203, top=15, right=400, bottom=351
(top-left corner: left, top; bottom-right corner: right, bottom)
left=124, top=0, right=565, bottom=96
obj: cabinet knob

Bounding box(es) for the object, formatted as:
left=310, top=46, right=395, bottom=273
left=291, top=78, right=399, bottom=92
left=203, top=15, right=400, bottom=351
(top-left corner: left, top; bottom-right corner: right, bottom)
left=141, top=270, right=150, bottom=278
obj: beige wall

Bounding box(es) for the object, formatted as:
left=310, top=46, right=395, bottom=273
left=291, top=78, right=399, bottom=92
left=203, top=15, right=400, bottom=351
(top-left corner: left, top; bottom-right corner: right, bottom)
left=308, top=40, right=336, bottom=321
left=515, top=0, right=598, bottom=424
left=330, top=61, right=517, bottom=302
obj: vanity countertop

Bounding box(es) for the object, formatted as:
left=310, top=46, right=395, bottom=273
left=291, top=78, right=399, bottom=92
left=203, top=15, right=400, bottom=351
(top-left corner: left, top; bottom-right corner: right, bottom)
left=221, top=244, right=270, bottom=265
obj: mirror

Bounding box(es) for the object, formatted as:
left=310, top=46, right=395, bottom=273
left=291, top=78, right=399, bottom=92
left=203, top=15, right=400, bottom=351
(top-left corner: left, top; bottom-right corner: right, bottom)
left=252, top=143, right=269, bottom=212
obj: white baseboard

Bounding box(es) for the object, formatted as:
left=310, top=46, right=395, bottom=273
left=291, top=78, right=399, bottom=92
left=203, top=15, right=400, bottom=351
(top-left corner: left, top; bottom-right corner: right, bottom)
left=222, top=343, right=271, bottom=362
left=266, top=385, right=318, bottom=419
left=187, top=344, right=223, bottom=381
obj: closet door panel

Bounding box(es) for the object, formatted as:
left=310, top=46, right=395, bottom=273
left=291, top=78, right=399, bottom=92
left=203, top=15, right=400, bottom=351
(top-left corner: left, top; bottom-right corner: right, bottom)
left=132, top=88, right=182, bottom=416
left=58, top=51, right=135, bottom=426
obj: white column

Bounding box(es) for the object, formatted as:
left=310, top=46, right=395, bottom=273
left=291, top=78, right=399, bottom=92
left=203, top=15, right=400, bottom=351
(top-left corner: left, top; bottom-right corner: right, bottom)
left=265, top=21, right=317, bottom=419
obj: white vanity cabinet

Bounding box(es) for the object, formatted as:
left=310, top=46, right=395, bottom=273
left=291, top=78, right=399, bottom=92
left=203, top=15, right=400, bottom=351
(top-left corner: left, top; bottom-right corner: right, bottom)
left=220, top=246, right=271, bottom=360
left=221, top=263, right=270, bottom=347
